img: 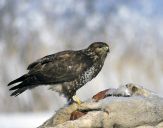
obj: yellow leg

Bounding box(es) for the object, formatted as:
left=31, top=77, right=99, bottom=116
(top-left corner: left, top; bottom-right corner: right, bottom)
left=72, top=95, right=82, bottom=105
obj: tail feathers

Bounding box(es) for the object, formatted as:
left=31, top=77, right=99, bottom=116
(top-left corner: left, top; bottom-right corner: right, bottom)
left=9, top=74, right=40, bottom=96
left=9, top=81, right=28, bottom=96
left=10, top=87, right=27, bottom=96
left=8, top=74, right=29, bottom=86
left=9, top=82, right=26, bottom=91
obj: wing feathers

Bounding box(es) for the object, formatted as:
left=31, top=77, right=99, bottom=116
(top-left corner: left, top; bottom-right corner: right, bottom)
left=8, top=74, right=29, bottom=86
left=10, top=87, right=27, bottom=96
left=9, top=74, right=39, bottom=96
left=8, top=50, right=93, bottom=97
left=27, top=54, right=56, bottom=70
left=9, top=80, right=29, bottom=96
left=27, top=62, right=38, bottom=70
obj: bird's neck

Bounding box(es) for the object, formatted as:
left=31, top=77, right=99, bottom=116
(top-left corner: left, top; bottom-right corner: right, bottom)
left=84, top=49, right=98, bottom=62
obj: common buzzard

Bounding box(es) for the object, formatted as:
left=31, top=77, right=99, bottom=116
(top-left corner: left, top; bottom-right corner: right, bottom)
left=8, top=42, right=109, bottom=103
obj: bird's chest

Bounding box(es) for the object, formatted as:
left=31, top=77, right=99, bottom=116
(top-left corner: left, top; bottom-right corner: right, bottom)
left=79, top=64, right=102, bottom=85
left=61, top=64, right=102, bottom=99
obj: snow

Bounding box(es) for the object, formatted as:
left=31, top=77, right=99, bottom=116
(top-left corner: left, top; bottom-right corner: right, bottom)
left=0, top=112, right=52, bottom=128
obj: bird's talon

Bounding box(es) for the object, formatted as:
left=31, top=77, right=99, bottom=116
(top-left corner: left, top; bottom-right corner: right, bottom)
left=72, top=95, right=82, bottom=105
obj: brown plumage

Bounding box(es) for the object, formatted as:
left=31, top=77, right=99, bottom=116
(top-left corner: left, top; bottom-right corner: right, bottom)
left=8, top=42, right=109, bottom=102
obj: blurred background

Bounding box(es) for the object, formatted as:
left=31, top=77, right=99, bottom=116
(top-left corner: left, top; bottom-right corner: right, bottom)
left=0, top=0, right=163, bottom=127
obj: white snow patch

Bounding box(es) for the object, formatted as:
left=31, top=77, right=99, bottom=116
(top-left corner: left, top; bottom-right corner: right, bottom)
left=0, top=112, right=52, bottom=128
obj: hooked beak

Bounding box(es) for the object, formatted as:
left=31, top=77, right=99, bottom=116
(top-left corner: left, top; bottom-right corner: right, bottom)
left=103, top=46, right=110, bottom=53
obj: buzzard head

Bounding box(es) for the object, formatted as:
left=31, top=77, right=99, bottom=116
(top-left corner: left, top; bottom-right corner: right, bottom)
left=86, top=42, right=110, bottom=61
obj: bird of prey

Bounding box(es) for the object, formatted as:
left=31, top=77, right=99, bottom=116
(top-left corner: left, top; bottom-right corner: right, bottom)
left=8, top=42, right=109, bottom=103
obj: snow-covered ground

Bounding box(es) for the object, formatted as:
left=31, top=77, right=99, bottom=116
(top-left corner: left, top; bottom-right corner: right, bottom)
left=0, top=112, right=52, bottom=128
